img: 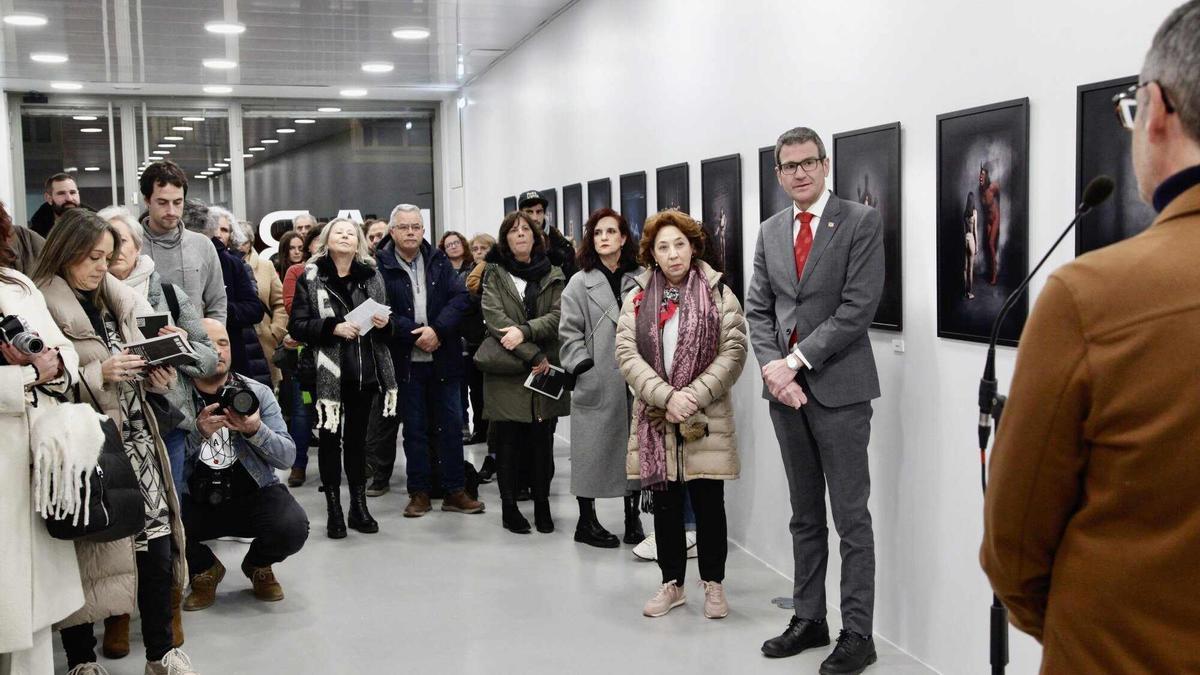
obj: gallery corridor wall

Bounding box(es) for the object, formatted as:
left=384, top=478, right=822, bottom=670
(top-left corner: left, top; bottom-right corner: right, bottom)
left=454, top=1, right=1177, bottom=672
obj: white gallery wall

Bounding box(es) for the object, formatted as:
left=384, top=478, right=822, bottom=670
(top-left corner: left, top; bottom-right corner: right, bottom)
left=454, top=1, right=1179, bottom=672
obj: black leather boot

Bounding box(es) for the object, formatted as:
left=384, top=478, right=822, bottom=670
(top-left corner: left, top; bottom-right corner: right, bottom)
left=623, top=492, right=645, bottom=544
left=347, top=484, right=379, bottom=533
left=502, top=499, right=531, bottom=534
left=534, top=498, right=554, bottom=533
left=574, top=498, right=619, bottom=548
left=322, top=486, right=347, bottom=539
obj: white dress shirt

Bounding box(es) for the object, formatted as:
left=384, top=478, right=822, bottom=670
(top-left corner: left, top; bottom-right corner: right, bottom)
left=789, top=189, right=833, bottom=370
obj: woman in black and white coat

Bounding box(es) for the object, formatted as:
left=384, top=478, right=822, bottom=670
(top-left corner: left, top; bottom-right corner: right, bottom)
left=288, top=218, right=398, bottom=540
left=558, top=208, right=645, bottom=548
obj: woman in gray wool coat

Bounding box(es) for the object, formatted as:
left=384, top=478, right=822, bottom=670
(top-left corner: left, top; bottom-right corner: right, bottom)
left=558, top=208, right=645, bottom=548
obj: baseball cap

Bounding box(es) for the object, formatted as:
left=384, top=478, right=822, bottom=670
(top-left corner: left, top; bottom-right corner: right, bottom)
left=518, top=190, right=548, bottom=209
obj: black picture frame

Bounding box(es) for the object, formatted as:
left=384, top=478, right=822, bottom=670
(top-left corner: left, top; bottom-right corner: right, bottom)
left=833, top=122, right=904, bottom=332
left=1076, top=76, right=1156, bottom=255
left=656, top=162, right=690, bottom=212
left=588, top=178, right=611, bottom=213
left=539, top=188, right=558, bottom=232
left=503, top=195, right=517, bottom=215
left=701, top=154, right=744, bottom=301
left=620, top=171, right=648, bottom=241
left=936, top=98, right=1030, bottom=347
left=562, top=183, right=584, bottom=244
left=758, top=146, right=791, bottom=222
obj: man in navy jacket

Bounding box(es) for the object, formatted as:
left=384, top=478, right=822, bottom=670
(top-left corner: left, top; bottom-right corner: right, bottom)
left=367, top=204, right=482, bottom=517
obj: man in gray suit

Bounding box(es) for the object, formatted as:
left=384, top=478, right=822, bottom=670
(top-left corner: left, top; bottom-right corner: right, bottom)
left=746, top=127, right=884, bottom=675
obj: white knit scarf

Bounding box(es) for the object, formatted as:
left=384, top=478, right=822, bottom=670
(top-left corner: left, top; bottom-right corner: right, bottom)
left=29, top=402, right=107, bottom=527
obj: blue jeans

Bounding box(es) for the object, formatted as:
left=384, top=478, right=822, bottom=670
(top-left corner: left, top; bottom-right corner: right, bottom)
left=283, top=374, right=312, bottom=470
left=164, top=428, right=188, bottom=497
left=402, top=362, right=465, bottom=494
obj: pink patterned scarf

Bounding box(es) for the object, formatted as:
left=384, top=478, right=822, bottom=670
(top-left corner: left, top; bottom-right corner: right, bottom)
left=632, top=266, right=721, bottom=489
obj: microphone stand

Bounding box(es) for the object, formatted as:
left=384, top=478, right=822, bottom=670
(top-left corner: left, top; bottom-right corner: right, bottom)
left=976, top=197, right=1100, bottom=675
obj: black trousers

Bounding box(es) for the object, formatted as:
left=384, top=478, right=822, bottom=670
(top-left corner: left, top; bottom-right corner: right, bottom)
left=60, top=535, right=174, bottom=666
left=319, top=386, right=376, bottom=487
left=493, top=420, right=554, bottom=502
left=654, top=479, right=727, bottom=585
left=464, top=354, right=488, bottom=438
left=182, top=484, right=309, bottom=573
left=364, top=391, right=402, bottom=482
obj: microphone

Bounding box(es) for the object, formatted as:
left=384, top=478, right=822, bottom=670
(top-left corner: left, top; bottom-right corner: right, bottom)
left=976, top=175, right=1115, bottom=467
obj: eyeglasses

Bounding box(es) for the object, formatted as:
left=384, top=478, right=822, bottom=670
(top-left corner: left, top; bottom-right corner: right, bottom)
left=391, top=223, right=422, bottom=232
left=777, top=156, right=826, bottom=175
left=1112, top=80, right=1176, bottom=130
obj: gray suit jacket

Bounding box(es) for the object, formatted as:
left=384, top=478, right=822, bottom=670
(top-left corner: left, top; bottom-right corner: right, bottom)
left=744, top=192, right=884, bottom=408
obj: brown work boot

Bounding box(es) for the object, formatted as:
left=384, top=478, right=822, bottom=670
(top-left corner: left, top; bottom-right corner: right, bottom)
left=102, top=613, right=130, bottom=658
left=170, top=585, right=185, bottom=646
left=287, top=468, right=306, bottom=487
left=403, top=492, right=432, bottom=518
left=183, top=559, right=225, bottom=611
left=441, top=490, right=485, bottom=514
left=241, top=559, right=284, bottom=602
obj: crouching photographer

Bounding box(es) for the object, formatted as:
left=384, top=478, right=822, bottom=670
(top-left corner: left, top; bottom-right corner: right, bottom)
left=180, top=319, right=309, bottom=612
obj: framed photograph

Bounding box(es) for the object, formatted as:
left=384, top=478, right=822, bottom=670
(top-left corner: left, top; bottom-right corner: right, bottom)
left=656, top=162, right=690, bottom=212
left=562, top=183, right=584, bottom=244
left=539, top=187, right=559, bottom=232
left=503, top=195, right=517, bottom=215
left=833, top=122, right=903, bottom=332
left=588, top=178, right=611, bottom=213
left=1076, top=76, right=1156, bottom=255
left=701, top=154, right=744, bottom=301
left=759, top=146, right=791, bottom=222
left=620, top=171, right=648, bottom=240
left=936, top=98, right=1030, bottom=347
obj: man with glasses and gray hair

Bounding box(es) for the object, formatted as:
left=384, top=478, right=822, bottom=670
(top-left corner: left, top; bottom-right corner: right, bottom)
left=982, top=2, right=1200, bottom=672
left=746, top=126, right=885, bottom=674
left=364, top=204, right=482, bottom=516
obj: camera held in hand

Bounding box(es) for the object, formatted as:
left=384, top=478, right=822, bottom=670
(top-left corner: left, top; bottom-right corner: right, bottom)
left=0, top=314, right=45, bottom=355
left=189, top=463, right=234, bottom=506
left=219, top=377, right=260, bottom=417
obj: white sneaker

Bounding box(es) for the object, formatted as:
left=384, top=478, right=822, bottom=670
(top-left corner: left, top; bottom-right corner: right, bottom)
left=67, top=665, right=110, bottom=675
left=146, top=648, right=198, bottom=675
left=642, top=581, right=686, bottom=617
left=686, top=530, right=698, bottom=559
left=633, top=532, right=657, bottom=560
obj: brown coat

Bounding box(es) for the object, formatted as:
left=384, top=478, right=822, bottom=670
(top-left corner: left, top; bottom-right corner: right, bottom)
left=615, top=261, right=746, bottom=482
left=981, top=184, right=1200, bottom=674
left=41, top=274, right=188, bottom=628
left=247, top=249, right=287, bottom=386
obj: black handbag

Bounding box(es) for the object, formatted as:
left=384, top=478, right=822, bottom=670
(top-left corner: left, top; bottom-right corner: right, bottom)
left=43, top=379, right=143, bottom=542
left=473, top=335, right=528, bottom=375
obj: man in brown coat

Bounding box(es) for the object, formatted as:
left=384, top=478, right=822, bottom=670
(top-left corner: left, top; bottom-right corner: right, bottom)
left=981, top=2, right=1200, bottom=672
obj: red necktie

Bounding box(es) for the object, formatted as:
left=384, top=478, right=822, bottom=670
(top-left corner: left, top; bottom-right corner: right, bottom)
left=791, top=212, right=815, bottom=347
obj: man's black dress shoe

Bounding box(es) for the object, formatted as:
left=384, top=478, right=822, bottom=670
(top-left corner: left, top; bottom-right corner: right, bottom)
left=761, top=616, right=830, bottom=658
left=819, top=630, right=877, bottom=674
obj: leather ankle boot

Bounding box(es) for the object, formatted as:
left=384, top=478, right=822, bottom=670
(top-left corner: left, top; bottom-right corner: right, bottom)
left=623, top=493, right=645, bottom=544
left=170, top=584, right=184, bottom=646
left=323, top=485, right=347, bottom=539
left=574, top=498, right=619, bottom=548
left=102, top=613, right=130, bottom=658
left=347, top=484, right=379, bottom=533
left=502, top=499, right=531, bottom=534
left=534, top=498, right=554, bottom=533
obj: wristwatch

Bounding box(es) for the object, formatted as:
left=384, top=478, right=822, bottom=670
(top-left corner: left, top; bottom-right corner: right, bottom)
left=786, top=353, right=801, bottom=371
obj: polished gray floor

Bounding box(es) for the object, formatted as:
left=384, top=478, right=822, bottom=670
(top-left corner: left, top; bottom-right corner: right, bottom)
left=54, top=439, right=933, bottom=674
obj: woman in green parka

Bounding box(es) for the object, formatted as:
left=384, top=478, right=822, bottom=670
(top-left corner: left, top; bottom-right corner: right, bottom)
left=479, top=211, right=568, bottom=536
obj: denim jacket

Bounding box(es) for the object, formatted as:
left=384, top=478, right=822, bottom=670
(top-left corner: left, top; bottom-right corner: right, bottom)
left=184, top=376, right=296, bottom=488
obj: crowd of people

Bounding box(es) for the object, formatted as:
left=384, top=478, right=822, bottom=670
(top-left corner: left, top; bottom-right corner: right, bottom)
left=4, top=120, right=887, bottom=675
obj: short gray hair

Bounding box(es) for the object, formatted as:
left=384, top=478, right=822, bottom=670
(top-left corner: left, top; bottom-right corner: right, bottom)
left=774, top=127, right=827, bottom=166
left=292, top=212, right=316, bottom=229
left=388, top=203, right=423, bottom=227
left=97, top=205, right=144, bottom=250
left=206, top=205, right=246, bottom=246
left=237, top=220, right=256, bottom=246
left=1143, top=0, right=1200, bottom=142
left=182, top=198, right=209, bottom=233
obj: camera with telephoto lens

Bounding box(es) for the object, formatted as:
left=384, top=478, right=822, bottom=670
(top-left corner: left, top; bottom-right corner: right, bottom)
left=219, top=377, right=260, bottom=417
left=0, top=314, right=45, bottom=355
left=189, top=463, right=234, bottom=506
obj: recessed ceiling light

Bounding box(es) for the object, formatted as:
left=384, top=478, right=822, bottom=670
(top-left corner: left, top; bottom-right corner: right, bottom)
left=163, top=135, right=183, bottom=141
left=214, top=163, right=228, bottom=168
left=405, top=121, right=413, bottom=130
left=276, top=128, right=295, bottom=134
left=194, top=174, right=208, bottom=179
left=83, top=167, right=100, bottom=172
left=3, top=12, right=48, bottom=27
left=31, top=52, right=68, bottom=64
left=242, top=153, right=253, bottom=158
left=72, top=115, right=97, bottom=121
left=152, top=150, right=170, bottom=155
left=260, top=139, right=278, bottom=144
left=223, top=157, right=231, bottom=162
left=202, top=85, right=232, bottom=94
left=361, top=61, right=394, bottom=74
left=317, top=107, right=341, bottom=113
left=80, top=127, right=103, bottom=133
left=391, top=27, right=430, bottom=40
left=182, top=116, right=205, bottom=122
left=294, top=119, right=315, bottom=124
left=202, top=58, right=237, bottom=70
left=172, top=126, right=193, bottom=131
left=50, top=81, right=82, bottom=90
left=248, top=146, right=265, bottom=152
left=158, top=144, right=176, bottom=148
left=204, top=20, right=246, bottom=35
left=339, top=88, right=367, bottom=97
left=64, top=166, right=77, bottom=172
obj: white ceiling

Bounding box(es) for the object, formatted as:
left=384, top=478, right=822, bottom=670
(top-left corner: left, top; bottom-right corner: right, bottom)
left=0, top=0, right=574, bottom=100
